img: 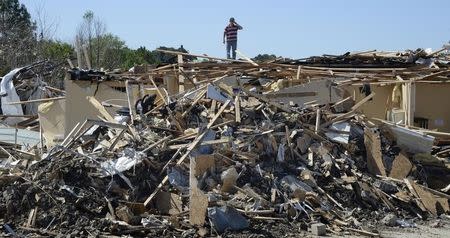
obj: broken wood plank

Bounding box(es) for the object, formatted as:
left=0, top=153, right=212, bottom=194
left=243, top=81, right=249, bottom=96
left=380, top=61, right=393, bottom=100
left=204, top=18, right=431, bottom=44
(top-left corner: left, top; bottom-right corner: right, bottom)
left=235, top=95, right=241, bottom=123
left=243, top=89, right=292, bottom=113
left=181, top=89, right=207, bottom=118
left=155, top=49, right=249, bottom=64
left=207, top=99, right=231, bottom=128
left=235, top=49, right=259, bottom=66
left=407, top=179, right=450, bottom=215
left=167, top=138, right=230, bottom=150
left=142, top=135, right=173, bottom=153
left=6, top=96, right=65, bottom=105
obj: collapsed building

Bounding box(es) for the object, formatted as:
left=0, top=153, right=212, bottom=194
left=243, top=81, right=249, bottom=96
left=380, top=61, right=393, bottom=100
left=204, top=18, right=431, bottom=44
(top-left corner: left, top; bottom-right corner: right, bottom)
left=0, top=48, right=450, bottom=237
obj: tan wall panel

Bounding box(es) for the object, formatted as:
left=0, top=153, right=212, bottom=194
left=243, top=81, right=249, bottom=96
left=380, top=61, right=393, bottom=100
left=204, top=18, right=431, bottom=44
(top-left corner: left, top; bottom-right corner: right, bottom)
left=345, top=85, right=394, bottom=120
left=415, top=83, right=450, bottom=132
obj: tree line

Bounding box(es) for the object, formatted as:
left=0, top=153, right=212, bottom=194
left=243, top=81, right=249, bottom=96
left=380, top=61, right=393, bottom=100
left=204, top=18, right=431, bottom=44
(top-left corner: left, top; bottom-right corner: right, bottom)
left=0, top=0, right=193, bottom=77
left=1, top=0, right=279, bottom=79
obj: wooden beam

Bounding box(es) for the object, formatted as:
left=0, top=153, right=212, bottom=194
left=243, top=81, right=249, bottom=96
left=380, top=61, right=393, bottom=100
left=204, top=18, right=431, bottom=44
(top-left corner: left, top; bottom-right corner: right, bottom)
left=351, top=92, right=376, bottom=111
left=177, top=54, right=185, bottom=92
left=155, top=49, right=250, bottom=64
left=235, top=49, right=259, bottom=66
left=244, top=89, right=292, bottom=113
left=6, top=96, right=65, bottom=105
left=150, top=77, right=168, bottom=105
left=207, top=100, right=231, bottom=128
left=181, top=89, right=206, bottom=118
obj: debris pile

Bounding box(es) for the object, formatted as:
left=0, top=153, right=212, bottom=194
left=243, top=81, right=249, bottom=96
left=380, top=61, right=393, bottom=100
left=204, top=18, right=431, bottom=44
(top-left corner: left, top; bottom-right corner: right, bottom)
left=1, top=48, right=450, bottom=237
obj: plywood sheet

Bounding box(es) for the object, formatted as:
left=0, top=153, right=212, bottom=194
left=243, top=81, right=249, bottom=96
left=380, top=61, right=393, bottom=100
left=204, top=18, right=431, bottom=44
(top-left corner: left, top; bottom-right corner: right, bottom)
left=389, top=152, right=412, bottom=179
left=364, top=128, right=386, bottom=176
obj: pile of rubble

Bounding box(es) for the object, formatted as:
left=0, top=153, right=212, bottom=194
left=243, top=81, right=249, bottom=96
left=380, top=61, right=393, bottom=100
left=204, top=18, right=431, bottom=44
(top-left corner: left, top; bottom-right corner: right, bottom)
left=1, top=48, right=450, bottom=237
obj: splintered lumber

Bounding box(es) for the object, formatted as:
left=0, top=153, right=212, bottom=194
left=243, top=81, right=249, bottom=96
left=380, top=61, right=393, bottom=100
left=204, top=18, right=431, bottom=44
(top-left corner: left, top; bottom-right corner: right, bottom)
left=142, top=135, right=173, bottom=153
left=322, top=92, right=375, bottom=128
left=207, top=100, right=231, bottom=128
left=86, top=96, right=115, bottom=122
left=108, top=129, right=127, bottom=152
left=404, top=179, right=428, bottom=212
left=150, top=77, right=168, bottom=105
left=181, top=89, right=206, bottom=118
left=0, top=145, right=17, bottom=161
left=243, top=89, right=292, bottom=113
left=405, top=179, right=450, bottom=215
left=144, top=101, right=230, bottom=207
left=144, top=131, right=207, bottom=207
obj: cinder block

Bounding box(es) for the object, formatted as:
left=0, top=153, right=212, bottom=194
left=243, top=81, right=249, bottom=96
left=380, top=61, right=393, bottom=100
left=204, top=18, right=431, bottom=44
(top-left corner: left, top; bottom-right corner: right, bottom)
left=311, top=222, right=326, bottom=236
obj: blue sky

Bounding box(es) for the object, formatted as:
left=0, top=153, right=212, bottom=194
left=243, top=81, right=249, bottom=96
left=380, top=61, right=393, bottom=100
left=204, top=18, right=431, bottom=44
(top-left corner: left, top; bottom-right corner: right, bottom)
left=19, top=0, right=450, bottom=59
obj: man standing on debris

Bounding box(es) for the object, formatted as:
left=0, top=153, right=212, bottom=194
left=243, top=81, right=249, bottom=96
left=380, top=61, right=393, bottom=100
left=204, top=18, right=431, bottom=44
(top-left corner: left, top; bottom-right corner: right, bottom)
left=223, top=17, right=243, bottom=59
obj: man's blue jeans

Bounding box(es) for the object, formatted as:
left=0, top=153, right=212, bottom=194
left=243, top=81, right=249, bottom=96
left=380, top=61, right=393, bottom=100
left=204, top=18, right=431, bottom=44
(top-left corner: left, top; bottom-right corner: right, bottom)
left=226, top=40, right=237, bottom=59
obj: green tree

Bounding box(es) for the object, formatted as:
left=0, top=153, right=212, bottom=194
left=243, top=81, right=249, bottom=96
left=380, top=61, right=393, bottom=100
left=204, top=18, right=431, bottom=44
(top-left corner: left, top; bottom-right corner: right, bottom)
left=136, top=46, right=157, bottom=64
left=38, top=40, right=74, bottom=88
left=0, top=0, right=36, bottom=75
left=95, top=33, right=126, bottom=70
left=75, top=10, right=106, bottom=69
left=252, top=54, right=278, bottom=62
left=39, top=40, right=74, bottom=62
left=121, top=47, right=146, bottom=69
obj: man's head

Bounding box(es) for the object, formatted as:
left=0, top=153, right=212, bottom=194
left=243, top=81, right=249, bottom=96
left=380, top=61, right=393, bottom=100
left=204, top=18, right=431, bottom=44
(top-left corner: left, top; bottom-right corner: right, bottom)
left=229, top=17, right=235, bottom=23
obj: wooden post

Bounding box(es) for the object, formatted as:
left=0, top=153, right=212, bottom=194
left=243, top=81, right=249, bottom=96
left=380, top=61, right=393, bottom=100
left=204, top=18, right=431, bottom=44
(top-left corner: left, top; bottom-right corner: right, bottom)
left=125, top=80, right=136, bottom=123
left=82, top=45, right=91, bottom=70
left=75, top=38, right=83, bottom=68
left=407, top=82, right=415, bottom=127
left=164, top=73, right=179, bottom=95
left=177, top=54, right=185, bottom=92
left=315, top=109, right=321, bottom=133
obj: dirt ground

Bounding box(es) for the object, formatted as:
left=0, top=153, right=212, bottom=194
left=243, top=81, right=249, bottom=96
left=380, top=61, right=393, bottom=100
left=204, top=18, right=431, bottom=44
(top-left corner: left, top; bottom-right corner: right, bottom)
left=379, top=220, right=450, bottom=238
left=219, top=217, right=450, bottom=238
